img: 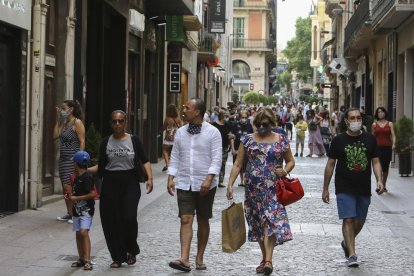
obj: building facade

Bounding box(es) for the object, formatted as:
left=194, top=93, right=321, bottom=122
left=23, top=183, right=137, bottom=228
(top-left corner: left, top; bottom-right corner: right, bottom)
left=232, top=0, right=276, bottom=100
left=1, top=0, right=229, bottom=213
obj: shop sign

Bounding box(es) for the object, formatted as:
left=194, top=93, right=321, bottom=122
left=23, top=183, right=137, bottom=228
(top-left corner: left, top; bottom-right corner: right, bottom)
left=129, top=9, right=145, bottom=32
left=0, top=0, right=31, bottom=30
left=166, top=16, right=184, bottom=42
left=209, top=0, right=225, bottom=33
left=168, top=62, right=181, bottom=93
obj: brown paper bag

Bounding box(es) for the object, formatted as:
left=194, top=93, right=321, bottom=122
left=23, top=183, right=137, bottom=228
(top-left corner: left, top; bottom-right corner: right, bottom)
left=222, top=202, right=246, bottom=253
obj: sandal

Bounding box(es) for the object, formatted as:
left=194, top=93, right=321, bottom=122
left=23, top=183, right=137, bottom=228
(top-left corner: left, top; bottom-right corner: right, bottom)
left=196, top=263, right=207, bottom=270
left=110, top=261, right=122, bottom=268
left=71, top=259, right=85, bottom=268
left=127, top=253, right=136, bottom=265
left=263, top=260, right=273, bottom=275
left=256, top=259, right=266, bottom=273
left=83, top=261, right=93, bottom=271
left=169, top=259, right=191, bottom=272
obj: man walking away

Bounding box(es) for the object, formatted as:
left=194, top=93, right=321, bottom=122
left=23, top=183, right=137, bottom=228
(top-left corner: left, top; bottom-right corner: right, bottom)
left=167, top=98, right=222, bottom=272
left=322, top=107, right=384, bottom=268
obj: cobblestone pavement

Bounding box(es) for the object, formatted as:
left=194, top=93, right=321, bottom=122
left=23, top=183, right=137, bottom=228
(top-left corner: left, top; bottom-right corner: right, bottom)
left=1, top=136, right=413, bottom=276
left=72, top=139, right=414, bottom=276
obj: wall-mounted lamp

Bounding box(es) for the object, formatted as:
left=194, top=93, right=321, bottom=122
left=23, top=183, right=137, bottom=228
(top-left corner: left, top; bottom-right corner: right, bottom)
left=149, top=16, right=167, bottom=26
left=216, top=65, right=226, bottom=71
left=332, top=8, right=353, bottom=16
left=320, top=29, right=336, bottom=35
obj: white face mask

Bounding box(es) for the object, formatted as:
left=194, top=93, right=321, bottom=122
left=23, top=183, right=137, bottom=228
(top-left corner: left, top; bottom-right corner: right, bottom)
left=349, top=121, right=362, bottom=132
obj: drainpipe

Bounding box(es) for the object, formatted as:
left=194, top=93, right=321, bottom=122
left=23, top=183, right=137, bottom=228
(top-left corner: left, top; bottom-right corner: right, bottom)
left=65, top=0, right=76, bottom=99
left=29, top=0, right=48, bottom=209
left=25, top=30, right=32, bottom=207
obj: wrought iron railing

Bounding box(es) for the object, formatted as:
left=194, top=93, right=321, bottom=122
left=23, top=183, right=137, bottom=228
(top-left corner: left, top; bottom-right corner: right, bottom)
left=344, top=0, right=370, bottom=52
left=233, top=39, right=274, bottom=49
left=372, top=0, right=414, bottom=27
left=198, top=36, right=214, bottom=52
left=233, top=0, right=268, bottom=8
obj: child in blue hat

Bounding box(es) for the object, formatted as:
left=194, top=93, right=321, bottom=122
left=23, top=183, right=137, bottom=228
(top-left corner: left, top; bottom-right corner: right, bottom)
left=67, top=150, right=95, bottom=270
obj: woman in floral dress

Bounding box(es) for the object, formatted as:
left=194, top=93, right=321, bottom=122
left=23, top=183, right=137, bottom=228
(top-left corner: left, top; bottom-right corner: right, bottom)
left=227, top=107, right=295, bottom=275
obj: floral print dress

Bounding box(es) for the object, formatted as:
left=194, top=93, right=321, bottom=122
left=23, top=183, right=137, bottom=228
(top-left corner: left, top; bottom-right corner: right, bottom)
left=242, top=134, right=293, bottom=245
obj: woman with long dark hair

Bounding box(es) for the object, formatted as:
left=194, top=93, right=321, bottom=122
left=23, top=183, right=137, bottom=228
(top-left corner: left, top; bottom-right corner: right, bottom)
left=306, top=109, right=325, bottom=157
left=372, top=107, right=396, bottom=192
left=53, top=100, right=85, bottom=223
left=161, top=104, right=182, bottom=171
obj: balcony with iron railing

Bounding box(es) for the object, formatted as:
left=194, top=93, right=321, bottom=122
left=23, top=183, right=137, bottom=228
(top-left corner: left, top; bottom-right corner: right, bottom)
left=344, top=0, right=373, bottom=56
left=325, top=0, right=341, bottom=16
left=233, top=39, right=274, bottom=51
left=197, top=35, right=217, bottom=62
left=371, top=0, right=414, bottom=33
left=233, top=0, right=270, bottom=9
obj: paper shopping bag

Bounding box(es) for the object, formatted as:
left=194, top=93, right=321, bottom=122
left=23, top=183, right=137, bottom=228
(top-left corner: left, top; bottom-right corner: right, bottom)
left=222, top=202, right=246, bottom=253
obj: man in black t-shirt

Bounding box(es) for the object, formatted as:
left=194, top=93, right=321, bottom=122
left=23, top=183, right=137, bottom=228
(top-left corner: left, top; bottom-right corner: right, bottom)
left=231, top=110, right=253, bottom=186
left=322, top=108, right=384, bottom=268
left=212, top=111, right=234, bottom=187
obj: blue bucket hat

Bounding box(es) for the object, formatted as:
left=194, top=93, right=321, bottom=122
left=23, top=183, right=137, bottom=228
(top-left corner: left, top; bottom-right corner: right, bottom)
left=72, top=150, right=91, bottom=166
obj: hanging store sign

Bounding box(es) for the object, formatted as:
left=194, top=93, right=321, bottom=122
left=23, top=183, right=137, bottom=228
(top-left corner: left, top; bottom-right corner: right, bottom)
left=209, top=0, right=226, bottom=33
left=166, top=16, right=184, bottom=42
left=168, top=62, right=181, bottom=93
left=0, top=0, right=31, bottom=30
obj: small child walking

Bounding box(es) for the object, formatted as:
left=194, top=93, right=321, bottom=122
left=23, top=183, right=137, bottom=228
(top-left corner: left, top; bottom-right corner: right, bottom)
left=294, top=114, right=308, bottom=157
left=67, top=150, right=96, bottom=271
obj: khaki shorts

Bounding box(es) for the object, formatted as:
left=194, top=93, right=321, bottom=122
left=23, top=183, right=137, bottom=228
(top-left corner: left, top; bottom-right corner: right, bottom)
left=177, top=187, right=217, bottom=218
left=296, top=134, right=305, bottom=144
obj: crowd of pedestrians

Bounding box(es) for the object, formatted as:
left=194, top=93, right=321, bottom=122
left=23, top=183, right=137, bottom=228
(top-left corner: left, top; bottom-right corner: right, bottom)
left=53, top=96, right=398, bottom=273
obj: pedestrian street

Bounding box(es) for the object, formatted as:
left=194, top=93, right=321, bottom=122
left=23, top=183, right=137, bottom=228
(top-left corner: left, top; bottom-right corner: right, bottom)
left=0, top=134, right=413, bottom=275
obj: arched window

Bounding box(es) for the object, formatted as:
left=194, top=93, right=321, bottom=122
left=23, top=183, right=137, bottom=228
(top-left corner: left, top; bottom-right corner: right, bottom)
left=232, top=60, right=250, bottom=80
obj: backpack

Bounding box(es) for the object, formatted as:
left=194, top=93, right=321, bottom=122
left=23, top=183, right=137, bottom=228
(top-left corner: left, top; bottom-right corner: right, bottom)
left=308, top=121, right=318, bottom=131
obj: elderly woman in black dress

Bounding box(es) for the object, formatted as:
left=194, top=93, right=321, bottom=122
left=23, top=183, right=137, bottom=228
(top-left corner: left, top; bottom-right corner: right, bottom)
left=90, top=110, right=153, bottom=268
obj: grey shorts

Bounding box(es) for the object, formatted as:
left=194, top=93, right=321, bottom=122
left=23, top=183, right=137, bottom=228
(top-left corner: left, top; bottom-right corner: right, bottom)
left=177, top=187, right=217, bottom=218
left=296, top=135, right=305, bottom=144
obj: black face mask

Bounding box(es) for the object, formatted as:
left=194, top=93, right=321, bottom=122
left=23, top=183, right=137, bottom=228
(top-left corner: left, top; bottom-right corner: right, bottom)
left=257, top=123, right=271, bottom=135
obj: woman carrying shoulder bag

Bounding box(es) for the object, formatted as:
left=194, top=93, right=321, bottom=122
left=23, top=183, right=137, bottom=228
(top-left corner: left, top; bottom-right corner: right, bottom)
left=89, top=110, right=153, bottom=268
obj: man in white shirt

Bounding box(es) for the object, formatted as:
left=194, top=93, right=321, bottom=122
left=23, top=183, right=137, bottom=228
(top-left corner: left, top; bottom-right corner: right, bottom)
left=167, top=98, right=222, bottom=272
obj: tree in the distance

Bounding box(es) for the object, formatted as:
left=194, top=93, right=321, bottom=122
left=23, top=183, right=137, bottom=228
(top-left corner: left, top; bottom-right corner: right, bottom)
left=282, top=17, right=312, bottom=82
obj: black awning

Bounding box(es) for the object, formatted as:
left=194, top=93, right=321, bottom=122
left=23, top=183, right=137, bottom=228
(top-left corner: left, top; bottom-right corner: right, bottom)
left=322, top=37, right=336, bottom=49
left=145, top=0, right=194, bottom=16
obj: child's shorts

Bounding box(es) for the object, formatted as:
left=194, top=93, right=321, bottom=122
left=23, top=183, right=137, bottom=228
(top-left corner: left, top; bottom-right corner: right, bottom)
left=72, top=215, right=93, bottom=231
left=296, top=135, right=305, bottom=144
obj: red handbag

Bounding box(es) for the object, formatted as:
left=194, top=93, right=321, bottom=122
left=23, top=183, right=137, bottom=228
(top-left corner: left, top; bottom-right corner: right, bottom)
left=276, top=177, right=304, bottom=206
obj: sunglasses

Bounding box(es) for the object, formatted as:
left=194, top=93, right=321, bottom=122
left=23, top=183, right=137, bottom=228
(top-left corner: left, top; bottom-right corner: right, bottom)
left=111, top=118, right=126, bottom=124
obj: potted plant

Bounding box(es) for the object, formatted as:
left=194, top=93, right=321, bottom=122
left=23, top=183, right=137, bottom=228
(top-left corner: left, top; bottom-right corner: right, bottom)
left=394, top=116, right=414, bottom=177
left=85, top=123, right=102, bottom=191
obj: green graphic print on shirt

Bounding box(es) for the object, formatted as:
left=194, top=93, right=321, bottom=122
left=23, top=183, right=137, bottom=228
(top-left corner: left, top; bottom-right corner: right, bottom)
left=344, top=141, right=368, bottom=173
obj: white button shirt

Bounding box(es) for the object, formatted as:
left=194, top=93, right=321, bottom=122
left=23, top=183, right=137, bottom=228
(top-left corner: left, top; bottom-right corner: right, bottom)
left=168, top=122, right=222, bottom=191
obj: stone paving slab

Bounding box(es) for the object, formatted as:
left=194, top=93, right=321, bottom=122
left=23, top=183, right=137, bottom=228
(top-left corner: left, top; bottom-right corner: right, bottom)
left=1, top=137, right=414, bottom=275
